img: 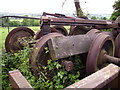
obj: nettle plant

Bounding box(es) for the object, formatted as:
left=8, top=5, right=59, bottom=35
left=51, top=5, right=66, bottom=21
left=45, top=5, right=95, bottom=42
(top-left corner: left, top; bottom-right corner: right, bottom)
left=2, top=45, right=83, bottom=89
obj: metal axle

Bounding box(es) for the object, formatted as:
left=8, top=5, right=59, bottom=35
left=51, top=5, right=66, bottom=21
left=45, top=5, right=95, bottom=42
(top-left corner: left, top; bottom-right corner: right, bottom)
left=103, top=54, right=120, bottom=66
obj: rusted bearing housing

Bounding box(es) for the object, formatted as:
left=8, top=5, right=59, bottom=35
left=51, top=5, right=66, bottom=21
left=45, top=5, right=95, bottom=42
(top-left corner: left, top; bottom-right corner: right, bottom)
left=86, top=33, right=115, bottom=75
left=29, top=33, right=64, bottom=77
left=5, top=27, right=35, bottom=53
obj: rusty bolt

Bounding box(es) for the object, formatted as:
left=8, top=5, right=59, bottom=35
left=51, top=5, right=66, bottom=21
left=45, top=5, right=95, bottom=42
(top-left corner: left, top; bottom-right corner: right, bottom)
left=61, top=60, right=74, bottom=71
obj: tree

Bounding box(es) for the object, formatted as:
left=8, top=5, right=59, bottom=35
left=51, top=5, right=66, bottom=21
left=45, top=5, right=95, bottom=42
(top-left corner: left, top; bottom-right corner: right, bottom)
left=91, top=16, right=98, bottom=20
left=110, top=0, right=120, bottom=20
left=74, top=0, right=83, bottom=17
left=74, top=0, right=88, bottom=19
left=22, top=15, right=30, bottom=26
left=100, top=17, right=107, bottom=20
left=9, top=21, right=21, bottom=27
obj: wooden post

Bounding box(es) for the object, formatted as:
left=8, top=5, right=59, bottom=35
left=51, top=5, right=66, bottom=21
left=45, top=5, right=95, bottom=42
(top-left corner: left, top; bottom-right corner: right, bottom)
left=65, top=64, right=120, bottom=89
left=9, top=70, right=34, bottom=90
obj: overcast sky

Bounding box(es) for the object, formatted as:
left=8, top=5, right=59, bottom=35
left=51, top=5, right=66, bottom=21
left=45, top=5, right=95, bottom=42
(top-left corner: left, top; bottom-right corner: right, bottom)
left=0, top=0, right=116, bottom=14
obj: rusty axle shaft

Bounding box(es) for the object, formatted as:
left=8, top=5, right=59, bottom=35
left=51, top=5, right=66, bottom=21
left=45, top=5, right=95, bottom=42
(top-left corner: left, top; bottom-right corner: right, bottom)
left=104, top=54, right=120, bottom=66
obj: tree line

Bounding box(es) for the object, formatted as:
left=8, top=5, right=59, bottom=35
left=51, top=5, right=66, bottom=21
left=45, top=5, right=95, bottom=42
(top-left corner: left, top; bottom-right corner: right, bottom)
left=2, top=16, right=40, bottom=27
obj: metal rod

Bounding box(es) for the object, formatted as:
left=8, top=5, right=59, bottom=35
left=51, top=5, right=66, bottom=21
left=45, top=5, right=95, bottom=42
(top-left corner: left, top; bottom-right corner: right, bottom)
left=41, top=16, right=113, bottom=26
left=7, top=17, right=10, bottom=33
left=104, top=54, right=120, bottom=66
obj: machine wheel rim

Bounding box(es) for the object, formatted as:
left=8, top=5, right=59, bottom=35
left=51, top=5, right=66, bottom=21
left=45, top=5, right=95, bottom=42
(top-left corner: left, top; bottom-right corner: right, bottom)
left=5, top=27, right=35, bottom=53
left=29, top=33, right=64, bottom=77
left=86, top=33, right=115, bottom=75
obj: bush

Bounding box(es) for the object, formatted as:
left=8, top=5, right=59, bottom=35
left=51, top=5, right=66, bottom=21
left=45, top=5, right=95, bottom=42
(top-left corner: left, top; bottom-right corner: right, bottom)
left=2, top=46, right=82, bottom=89
left=2, top=47, right=32, bottom=89
left=9, top=21, right=22, bottom=27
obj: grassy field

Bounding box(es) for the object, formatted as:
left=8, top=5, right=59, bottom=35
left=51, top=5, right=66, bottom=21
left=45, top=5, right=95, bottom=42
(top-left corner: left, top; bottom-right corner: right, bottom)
left=0, top=26, right=40, bottom=51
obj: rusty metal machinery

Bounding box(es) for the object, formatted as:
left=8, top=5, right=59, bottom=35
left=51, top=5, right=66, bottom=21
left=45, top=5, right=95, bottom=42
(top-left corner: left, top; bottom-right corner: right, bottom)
left=5, top=27, right=35, bottom=53
left=34, top=12, right=69, bottom=40
left=69, top=25, right=90, bottom=35
left=115, top=33, right=120, bottom=58
left=40, top=14, right=120, bottom=40
left=86, top=33, right=116, bottom=75
left=4, top=13, right=120, bottom=80
left=34, top=25, right=68, bottom=40
left=4, top=13, right=69, bottom=53
left=29, top=33, right=64, bottom=77
left=5, top=13, right=120, bottom=53
left=47, top=32, right=120, bottom=75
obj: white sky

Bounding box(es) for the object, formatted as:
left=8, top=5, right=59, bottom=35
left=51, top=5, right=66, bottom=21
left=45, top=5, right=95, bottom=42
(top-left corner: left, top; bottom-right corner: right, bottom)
left=0, top=0, right=116, bottom=14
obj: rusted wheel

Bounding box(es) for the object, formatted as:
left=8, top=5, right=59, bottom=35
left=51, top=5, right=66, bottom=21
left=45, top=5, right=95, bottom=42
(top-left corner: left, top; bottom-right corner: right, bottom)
left=69, top=26, right=89, bottom=35
left=115, top=33, right=120, bottom=58
left=34, top=28, right=55, bottom=40
left=29, top=33, right=64, bottom=77
left=86, top=34, right=115, bottom=75
left=5, top=27, right=35, bottom=53
left=34, top=26, right=67, bottom=40
left=52, top=25, right=68, bottom=36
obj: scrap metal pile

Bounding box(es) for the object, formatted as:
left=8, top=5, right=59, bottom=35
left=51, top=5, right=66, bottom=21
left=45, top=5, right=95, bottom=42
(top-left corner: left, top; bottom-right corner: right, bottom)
left=5, top=12, right=120, bottom=79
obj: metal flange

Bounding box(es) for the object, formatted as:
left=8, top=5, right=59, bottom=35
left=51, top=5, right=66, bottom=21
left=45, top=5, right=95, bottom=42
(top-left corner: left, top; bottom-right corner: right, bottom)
left=5, top=27, right=35, bottom=53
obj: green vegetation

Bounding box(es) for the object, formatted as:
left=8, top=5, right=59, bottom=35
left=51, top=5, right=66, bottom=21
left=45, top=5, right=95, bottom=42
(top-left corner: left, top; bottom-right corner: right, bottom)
left=1, top=25, right=81, bottom=89
left=2, top=16, right=40, bottom=27
left=2, top=46, right=81, bottom=89
left=110, top=0, right=120, bottom=20
left=1, top=5, right=115, bottom=88
left=91, top=16, right=107, bottom=20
